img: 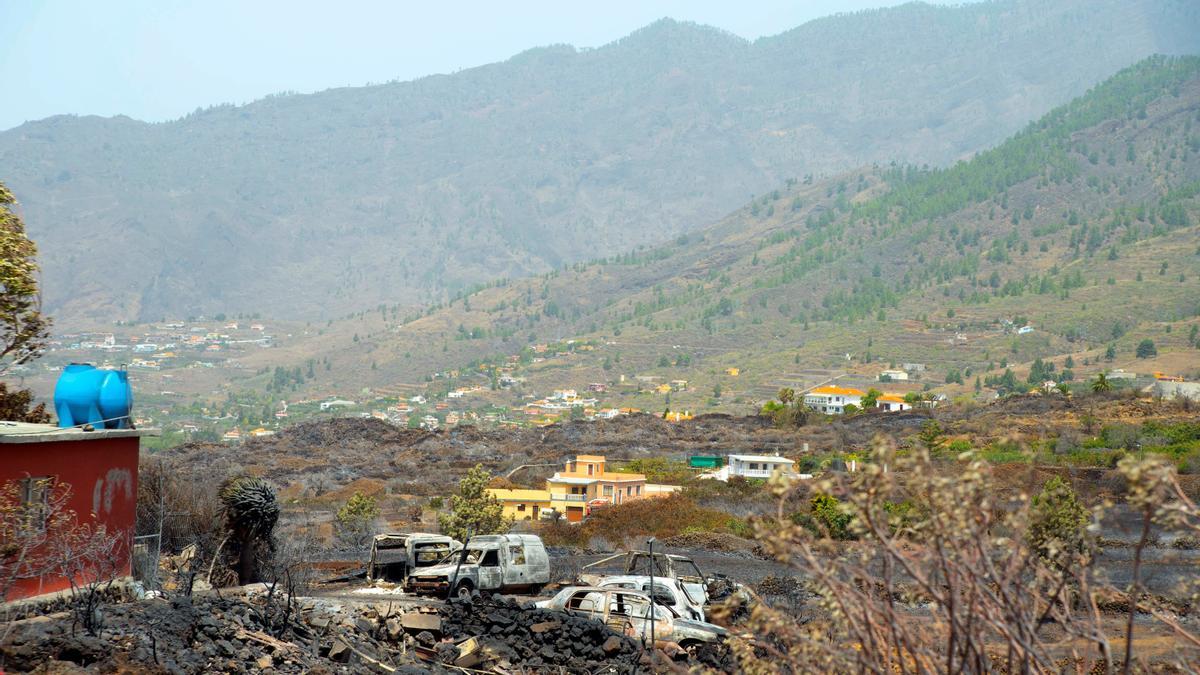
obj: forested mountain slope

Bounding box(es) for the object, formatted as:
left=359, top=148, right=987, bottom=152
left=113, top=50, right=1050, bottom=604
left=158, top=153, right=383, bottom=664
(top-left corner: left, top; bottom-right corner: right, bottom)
left=251, top=56, right=1200, bottom=402
left=2, top=0, right=1197, bottom=324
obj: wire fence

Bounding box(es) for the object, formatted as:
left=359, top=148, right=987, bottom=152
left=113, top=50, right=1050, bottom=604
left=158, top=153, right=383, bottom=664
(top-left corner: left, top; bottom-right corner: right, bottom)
left=132, top=533, right=161, bottom=590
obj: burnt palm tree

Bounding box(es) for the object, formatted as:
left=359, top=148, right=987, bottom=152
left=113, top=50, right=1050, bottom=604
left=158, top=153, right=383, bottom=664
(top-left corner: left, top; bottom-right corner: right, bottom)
left=219, top=476, right=279, bottom=585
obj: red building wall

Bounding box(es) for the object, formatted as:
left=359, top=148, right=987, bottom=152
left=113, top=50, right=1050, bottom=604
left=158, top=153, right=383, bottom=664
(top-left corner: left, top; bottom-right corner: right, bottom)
left=0, top=436, right=139, bottom=600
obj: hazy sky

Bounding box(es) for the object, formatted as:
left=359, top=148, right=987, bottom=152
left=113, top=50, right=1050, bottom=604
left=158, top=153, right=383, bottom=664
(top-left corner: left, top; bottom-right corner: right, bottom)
left=1, top=1, right=956, bottom=131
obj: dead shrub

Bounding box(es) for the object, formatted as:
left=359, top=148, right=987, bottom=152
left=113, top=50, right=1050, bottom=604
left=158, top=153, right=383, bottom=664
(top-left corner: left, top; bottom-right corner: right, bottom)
left=537, top=494, right=741, bottom=548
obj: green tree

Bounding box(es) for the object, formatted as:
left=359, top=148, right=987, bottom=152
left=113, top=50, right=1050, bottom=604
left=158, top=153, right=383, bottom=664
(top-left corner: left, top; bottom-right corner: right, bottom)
left=861, top=388, right=882, bottom=409
left=437, top=465, right=509, bottom=542
left=0, top=381, right=50, bottom=423
left=1091, top=373, right=1112, bottom=393
left=778, top=387, right=795, bottom=405
left=918, top=420, right=945, bottom=453
left=1027, top=477, right=1090, bottom=567
left=335, top=491, right=381, bottom=548
left=1104, top=344, right=1116, bottom=361
left=1135, top=339, right=1157, bottom=359
left=0, top=183, right=51, bottom=374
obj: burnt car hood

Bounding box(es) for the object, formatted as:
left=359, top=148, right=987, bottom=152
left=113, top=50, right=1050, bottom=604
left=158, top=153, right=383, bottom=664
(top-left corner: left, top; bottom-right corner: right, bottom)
left=412, top=562, right=478, bottom=578
left=671, top=618, right=729, bottom=637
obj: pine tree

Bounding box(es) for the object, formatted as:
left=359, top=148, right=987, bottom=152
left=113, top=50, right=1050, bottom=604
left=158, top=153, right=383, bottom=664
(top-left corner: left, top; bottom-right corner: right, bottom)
left=438, top=465, right=509, bottom=542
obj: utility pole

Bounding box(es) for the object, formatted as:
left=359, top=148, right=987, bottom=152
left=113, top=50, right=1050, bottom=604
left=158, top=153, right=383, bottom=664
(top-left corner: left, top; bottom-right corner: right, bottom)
left=647, top=537, right=656, bottom=652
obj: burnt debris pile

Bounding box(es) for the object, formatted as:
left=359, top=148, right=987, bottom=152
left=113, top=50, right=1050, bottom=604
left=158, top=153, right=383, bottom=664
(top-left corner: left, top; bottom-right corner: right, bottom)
left=433, top=593, right=645, bottom=672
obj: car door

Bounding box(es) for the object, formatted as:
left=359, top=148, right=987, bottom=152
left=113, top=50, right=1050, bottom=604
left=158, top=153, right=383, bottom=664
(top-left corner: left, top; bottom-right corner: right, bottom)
left=506, top=543, right=526, bottom=586
left=564, top=590, right=608, bottom=624
left=477, top=549, right=502, bottom=589
left=604, top=591, right=639, bottom=637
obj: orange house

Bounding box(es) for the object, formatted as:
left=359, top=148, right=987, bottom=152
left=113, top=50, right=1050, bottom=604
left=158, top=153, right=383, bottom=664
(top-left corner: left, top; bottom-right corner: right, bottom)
left=546, top=455, right=647, bottom=522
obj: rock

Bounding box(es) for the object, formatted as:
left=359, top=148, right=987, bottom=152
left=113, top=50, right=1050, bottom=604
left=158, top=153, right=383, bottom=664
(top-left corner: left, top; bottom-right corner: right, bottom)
left=256, top=654, right=273, bottom=670
left=215, top=639, right=236, bottom=657
left=530, top=621, right=559, bottom=633
left=400, top=612, right=441, bottom=633
left=355, top=617, right=375, bottom=635
left=328, top=639, right=351, bottom=663
left=385, top=618, right=403, bottom=640
left=602, top=636, right=624, bottom=655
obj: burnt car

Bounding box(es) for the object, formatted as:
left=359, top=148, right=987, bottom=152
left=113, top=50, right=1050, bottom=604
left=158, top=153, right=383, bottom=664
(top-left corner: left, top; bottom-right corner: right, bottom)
left=366, top=533, right=461, bottom=583
left=535, top=585, right=731, bottom=650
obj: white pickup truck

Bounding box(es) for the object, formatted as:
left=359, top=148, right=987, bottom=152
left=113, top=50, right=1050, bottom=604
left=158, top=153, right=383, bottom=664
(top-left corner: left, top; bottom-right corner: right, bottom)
left=407, top=534, right=550, bottom=598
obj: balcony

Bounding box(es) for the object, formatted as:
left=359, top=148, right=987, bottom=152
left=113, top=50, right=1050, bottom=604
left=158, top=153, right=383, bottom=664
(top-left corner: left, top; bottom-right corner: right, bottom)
left=550, top=494, right=587, bottom=502
left=732, top=468, right=788, bottom=478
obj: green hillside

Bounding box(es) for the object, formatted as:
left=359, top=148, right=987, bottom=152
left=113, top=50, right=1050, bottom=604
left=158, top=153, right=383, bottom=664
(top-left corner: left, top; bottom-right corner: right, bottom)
left=2, top=0, right=1197, bottom=325
left=231, top=56, right=1200, bottom=415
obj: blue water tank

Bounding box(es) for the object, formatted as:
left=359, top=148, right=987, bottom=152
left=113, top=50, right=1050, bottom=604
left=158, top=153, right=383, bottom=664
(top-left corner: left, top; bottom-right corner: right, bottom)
left=53, top=363, right=133, bottom=429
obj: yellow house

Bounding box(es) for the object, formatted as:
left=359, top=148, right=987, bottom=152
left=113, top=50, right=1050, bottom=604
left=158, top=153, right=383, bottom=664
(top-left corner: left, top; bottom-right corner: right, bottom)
left=488, top=488, right=553, bottom=521
left=487, top=455, right=673, bottom=524
left=655, top=383, right=672, bottom=394
left=725, top=367, right=740, bottom=377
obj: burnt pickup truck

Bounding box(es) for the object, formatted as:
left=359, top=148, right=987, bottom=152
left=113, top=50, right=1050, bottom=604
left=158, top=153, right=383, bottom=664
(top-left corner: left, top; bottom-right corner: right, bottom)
left=406, top=534, right=549, bottom=598
left=366, top=533, right=461, bottom=584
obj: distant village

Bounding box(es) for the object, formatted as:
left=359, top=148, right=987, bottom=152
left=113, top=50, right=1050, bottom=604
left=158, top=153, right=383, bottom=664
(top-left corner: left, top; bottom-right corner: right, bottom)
left=24, top=317, right=1200, bottom=448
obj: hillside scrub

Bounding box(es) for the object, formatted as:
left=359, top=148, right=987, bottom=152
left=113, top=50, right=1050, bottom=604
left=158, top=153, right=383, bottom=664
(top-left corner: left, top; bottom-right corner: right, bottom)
left=538, top=493, right=745, bottom=548
left=723, top=440, right=1200, bottom=673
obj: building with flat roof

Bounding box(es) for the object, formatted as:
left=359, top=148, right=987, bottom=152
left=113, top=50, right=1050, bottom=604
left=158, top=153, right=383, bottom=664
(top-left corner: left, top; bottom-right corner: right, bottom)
left=0, top=423, right=158, bottom=601
left=803, top=385, right=865, bottom=414
left=488, top=454, right=674, bottom=524
left=698, top=454, right=799, bottom=482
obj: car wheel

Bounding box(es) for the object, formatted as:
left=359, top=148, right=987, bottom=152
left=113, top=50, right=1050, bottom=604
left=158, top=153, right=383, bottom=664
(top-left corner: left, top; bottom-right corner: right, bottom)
left=455, top=582, right=474, bottom=600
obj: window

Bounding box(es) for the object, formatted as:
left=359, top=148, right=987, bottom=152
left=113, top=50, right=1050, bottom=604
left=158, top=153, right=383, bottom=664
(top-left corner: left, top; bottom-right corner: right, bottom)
left=635, top=486, right=641, bottom=495
left=517, top=504, right=526, bottom=512
left=20, top=476, right=52, bottom=532
left=587, top=464, right=594, bottom=476
left=750, top=463, right=759, bottom=470
left=481, top=550, right=500, bottom=567
left=508, top=545, right=526, bottom=565
left=603, top=485, right=613, bottom=496
left=568, top=591, right=604, bottom=614
left=644, top=583, right=675, bottom=605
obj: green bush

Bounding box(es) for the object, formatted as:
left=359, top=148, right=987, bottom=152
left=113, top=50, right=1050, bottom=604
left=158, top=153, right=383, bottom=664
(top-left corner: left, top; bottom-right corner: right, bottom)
left=1027, top=477, right=1090, bottom=566
left=807, top=494, right=855, bottom=540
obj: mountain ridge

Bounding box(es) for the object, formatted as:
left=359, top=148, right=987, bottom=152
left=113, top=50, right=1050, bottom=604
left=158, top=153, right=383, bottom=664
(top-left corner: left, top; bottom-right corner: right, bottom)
left=3, top=0, right=1198, bottom=325
left=225, top=56, right=1200, bottom=409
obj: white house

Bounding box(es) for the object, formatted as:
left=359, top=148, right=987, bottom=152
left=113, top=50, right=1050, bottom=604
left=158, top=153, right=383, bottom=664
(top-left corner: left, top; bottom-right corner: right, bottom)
left=876, top=394, right=912, bottom=412
left=803, top=386, right=865, bottom=414
left=1155, top=380, right=1200, bottom=402
left=699, top=454, right=804, bottom=481
left=319, top=399, right=357, bottom=411
left=878, top=369, right=909, bottom=381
